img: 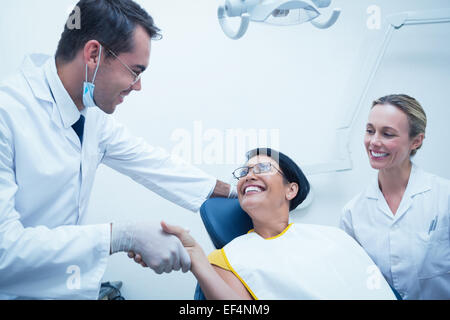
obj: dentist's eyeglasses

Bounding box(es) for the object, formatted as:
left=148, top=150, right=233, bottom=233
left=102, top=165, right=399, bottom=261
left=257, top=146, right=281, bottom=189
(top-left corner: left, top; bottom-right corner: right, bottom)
left=232, top=162, right=284, bottom=180
left=103, top=45, right=142, bottom=87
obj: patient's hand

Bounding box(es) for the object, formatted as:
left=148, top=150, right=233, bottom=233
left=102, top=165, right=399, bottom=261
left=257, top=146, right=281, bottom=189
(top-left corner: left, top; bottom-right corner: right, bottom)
left=127, top=222, right=195, bottom=268
left=161, top=221, right=196, bottom=247
left=127, top=222, right=198, bottom=269
left=161, top=221, right=209, bottom=272
left=127, top=251, right=148, bottom=268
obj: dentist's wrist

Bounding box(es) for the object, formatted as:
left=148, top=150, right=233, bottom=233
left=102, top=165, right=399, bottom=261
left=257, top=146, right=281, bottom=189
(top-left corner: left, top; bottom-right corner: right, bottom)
left=110, top=221, right=135, bottom=255
left=228, top=185, right=238, bottom=199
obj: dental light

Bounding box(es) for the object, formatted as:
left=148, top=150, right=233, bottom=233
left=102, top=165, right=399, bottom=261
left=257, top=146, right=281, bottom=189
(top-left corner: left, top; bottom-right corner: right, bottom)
left=218, top=0, right=341, bottom=40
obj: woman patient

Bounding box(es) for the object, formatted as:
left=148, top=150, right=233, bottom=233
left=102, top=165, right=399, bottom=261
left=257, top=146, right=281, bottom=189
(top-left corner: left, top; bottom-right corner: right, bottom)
left=164, top=148, right=396, bottom=299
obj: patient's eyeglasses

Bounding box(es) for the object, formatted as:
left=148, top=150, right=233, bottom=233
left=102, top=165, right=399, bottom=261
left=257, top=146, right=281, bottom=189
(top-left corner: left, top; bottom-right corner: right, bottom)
left=232, top=162, right=284, bottom=180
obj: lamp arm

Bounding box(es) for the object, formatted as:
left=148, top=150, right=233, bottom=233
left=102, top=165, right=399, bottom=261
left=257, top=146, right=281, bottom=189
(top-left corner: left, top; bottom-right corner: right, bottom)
left=218, top=6, right=250, bottom=40
left=310, top=8, right=341, bottom=29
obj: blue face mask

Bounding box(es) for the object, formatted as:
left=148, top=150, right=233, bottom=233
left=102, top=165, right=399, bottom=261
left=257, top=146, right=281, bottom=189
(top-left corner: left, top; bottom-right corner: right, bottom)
left=82, top=45, right=102, bottom=108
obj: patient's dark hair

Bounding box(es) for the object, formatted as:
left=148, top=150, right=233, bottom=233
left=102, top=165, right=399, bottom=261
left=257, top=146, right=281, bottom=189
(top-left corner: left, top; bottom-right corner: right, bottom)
left=246, top=148, right=310, bottom=211
left=56, top=0, right=161, bottom=63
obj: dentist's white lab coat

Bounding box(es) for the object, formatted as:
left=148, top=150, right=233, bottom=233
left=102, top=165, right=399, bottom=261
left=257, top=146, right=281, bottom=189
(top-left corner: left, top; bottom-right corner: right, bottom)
left=340, top=164, right=450, bottom=299
left=0, top=54, right=217, bottom=299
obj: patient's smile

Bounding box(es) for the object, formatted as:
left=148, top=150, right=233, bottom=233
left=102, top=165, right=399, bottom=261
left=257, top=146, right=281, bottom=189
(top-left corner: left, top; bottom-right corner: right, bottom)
left=244, top=185, right=266, bottom=195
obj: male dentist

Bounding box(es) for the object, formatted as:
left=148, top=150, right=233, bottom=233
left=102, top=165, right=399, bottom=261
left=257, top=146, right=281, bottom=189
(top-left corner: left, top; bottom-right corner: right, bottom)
left=0, top=0, right=234, bottom=299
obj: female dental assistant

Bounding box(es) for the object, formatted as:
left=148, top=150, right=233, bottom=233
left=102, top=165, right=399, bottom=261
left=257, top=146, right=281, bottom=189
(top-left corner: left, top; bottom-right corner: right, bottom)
left=340, top=94, right=450, bottom=300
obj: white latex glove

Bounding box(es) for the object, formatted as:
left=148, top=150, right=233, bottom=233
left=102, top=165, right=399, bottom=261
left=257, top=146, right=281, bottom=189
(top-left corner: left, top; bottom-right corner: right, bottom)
left=110, top=221, right=191, bottom=274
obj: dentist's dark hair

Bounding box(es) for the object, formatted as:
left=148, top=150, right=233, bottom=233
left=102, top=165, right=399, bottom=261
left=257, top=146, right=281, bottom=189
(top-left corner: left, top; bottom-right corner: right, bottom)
left=246, top=148, right=310, bottom=211
left=56, top=0, right=161, bottom=63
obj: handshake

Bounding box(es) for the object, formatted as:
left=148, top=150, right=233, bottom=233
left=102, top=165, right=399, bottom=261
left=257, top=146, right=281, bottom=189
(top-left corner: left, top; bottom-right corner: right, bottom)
left=110, top=186, right=237, bottom=274
left=110, top=220, right=200, bottom=274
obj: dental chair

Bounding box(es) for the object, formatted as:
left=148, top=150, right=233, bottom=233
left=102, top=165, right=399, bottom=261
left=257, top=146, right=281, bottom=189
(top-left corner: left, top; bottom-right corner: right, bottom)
left=194, top=198, right=253, bottom=300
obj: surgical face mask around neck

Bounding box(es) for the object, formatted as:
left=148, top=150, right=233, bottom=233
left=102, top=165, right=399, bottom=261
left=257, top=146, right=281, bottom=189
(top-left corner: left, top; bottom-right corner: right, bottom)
left=83, top=45, right=102, bottom=108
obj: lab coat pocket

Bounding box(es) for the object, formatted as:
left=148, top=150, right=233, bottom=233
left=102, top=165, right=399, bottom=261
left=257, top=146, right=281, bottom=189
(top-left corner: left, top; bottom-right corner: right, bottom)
left=418, top=272, right=450, bottom=299
left=417, top=225, right=450, bottom=280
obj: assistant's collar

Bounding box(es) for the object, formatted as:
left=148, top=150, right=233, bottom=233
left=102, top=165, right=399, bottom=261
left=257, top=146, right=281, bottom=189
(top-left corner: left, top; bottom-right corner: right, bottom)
left=44, top=56, right=83, bottom=128
left=366, top=163, right=432, bottom=200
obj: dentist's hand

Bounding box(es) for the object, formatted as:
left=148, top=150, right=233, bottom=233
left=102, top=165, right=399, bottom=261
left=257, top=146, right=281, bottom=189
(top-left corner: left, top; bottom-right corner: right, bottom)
left=111, top=221, right=191, bottom=274
left=160, top=221, right=210, bottom=273
left=228, top=185, right=238, bottom=199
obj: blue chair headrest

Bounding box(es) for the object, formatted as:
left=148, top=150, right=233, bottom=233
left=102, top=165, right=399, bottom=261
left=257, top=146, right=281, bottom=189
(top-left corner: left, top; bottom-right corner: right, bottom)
left=199, top=198, right=254, bottom=249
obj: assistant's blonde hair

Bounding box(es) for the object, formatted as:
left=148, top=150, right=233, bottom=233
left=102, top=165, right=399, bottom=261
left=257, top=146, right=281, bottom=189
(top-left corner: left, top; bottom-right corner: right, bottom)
left=372, top=94, right=427, bottom=156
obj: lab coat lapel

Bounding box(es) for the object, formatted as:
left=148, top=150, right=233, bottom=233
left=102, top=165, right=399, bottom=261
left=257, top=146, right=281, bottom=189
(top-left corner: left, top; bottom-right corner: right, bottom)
left=366, top=164, right=432, bottom=221
left=60, top=114, right=83, bottom=152
left=394, top=192, right=412, bottom=222
left=394, top=164, right=431, bottom=221
left=42, top=55, right=83, bottom=151
left=377, top=190, right=395, bottom=219
left=48, top=100, right=82, bottom=151
left=366, top=175, right=394, bottom=219
left=22, top=54, right=81, bottom=150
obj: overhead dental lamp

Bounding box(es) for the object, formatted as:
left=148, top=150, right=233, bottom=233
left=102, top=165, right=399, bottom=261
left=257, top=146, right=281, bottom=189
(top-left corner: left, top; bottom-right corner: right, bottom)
left=218, top=0, right=341, bottom=40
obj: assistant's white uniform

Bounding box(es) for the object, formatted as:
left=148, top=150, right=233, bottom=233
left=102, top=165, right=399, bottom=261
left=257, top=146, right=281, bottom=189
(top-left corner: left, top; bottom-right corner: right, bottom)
left=223, top=223, right=396, bottom=300
left=340, top=164, right=450, bottom=299
left=0, top=54, right=217, bottom=299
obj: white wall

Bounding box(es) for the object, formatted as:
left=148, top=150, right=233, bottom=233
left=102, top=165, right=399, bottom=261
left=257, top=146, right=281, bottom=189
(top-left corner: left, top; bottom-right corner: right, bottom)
left=1, top=0, right=449, bottom=299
